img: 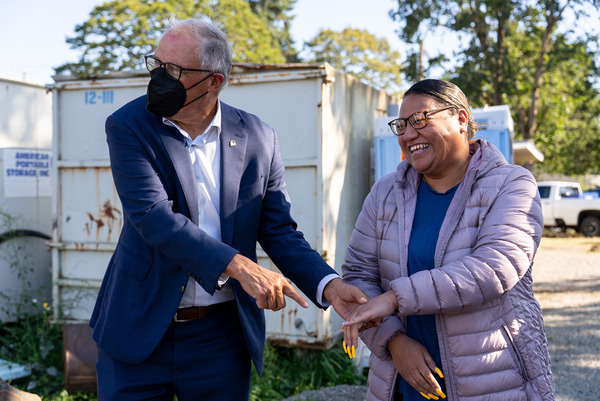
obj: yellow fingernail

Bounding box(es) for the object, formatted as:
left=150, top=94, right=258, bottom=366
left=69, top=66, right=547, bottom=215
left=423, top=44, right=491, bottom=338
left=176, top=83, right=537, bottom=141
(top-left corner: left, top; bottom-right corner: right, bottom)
left=429, top=394, right=439, bottom=400
left=436, top=388, right=446, bottom=399
left=343, top=341, right=347, bottom=354
left=351, top=345, right=356, bottom=359
left=435, top=367, right=444, bottom=378
left=420, top=393, right=431, bottom=400
left=341, top=326, right=344, bottom=331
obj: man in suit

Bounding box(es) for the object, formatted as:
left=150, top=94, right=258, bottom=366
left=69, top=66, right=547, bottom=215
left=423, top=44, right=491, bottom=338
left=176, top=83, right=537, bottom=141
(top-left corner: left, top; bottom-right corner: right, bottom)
left=90, top=17, right=367, bottom=401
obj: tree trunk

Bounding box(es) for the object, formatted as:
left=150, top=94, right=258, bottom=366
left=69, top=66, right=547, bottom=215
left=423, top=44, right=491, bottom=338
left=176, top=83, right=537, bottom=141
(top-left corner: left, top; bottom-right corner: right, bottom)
left=493, top=15, right=507, bottom=105
left=526, top=26, right=552, bottom=139
left=526, top=1, right=564, bottom=139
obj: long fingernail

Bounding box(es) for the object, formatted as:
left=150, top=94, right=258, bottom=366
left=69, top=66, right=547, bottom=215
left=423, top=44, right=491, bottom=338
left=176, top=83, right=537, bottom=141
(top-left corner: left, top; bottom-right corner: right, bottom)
left=435, top=367, right=444, bottom=378
left=351, top=345, right=356, bottom=359
left=429, top=394, right=439, bottom=400
left=436, top=389, right=446, bottom=399
left=419, top=393, right=431, bottom=400
left=343, top=341, right=347, bottom=354
left=341, top=326, right=344, bottom=331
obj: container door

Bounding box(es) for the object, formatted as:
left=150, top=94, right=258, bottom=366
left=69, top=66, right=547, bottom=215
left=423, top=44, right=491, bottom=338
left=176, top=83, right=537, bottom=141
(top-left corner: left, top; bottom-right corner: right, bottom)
left=51, top=79, right=147, bottom=322
left=222, top=75, right=328, bottom=347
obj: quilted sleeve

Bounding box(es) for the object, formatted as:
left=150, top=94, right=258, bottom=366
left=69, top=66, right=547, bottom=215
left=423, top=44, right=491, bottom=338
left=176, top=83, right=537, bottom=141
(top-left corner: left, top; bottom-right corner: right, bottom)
left=391, top=166, right=543, bottom=315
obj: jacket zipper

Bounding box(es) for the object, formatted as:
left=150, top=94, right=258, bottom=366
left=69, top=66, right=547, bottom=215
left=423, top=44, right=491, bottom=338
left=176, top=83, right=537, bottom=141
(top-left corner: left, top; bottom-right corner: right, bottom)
left=502, top=324, right=529, bottom=382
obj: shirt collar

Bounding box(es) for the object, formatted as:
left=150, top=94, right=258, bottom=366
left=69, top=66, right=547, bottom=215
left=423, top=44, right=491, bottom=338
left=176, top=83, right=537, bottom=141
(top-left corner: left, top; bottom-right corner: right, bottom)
left=162, top=101, right=222, bottom=146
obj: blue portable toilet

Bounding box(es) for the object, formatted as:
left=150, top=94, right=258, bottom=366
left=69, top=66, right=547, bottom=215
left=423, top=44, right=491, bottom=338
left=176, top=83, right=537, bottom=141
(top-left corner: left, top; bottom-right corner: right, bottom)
left=471, top=105, right=514, bottom=164
left=373, top=105, right=403, bottom=182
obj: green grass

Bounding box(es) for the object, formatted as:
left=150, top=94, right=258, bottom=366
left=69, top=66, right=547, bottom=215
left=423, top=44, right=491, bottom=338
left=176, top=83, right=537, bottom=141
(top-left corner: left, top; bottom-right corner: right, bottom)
left=250, top=341, right=367, bottom=401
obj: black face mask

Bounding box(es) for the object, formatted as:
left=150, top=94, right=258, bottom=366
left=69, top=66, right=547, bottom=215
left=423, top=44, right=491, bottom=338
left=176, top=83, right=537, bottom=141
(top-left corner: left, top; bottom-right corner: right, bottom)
left=146, top=67, right=214, bottom=117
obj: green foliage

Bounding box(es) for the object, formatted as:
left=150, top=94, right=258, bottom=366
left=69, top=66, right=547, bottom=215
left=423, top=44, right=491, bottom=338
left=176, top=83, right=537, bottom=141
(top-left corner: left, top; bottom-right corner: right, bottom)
left=391, top=0, right=600, bottom=176
left=246, top=0, right=300, bottom=62
left=213, top=0, right=286, bottom=64
left=520, top=33, right=600, bottom=175
left=55, top=0, right=287, bottom=77
left=0, top=210, right=65, bottom=398
left=249, top=341, right=367, bottom=401
left=49, top=391, right=98, bottom=401
left=55, top=0, right=199, bottom=76
left=0, top=306, right=65, bottom=398
left=451, top=18, right=600, bottom=176
left=303, top=27, right=404, bottom=95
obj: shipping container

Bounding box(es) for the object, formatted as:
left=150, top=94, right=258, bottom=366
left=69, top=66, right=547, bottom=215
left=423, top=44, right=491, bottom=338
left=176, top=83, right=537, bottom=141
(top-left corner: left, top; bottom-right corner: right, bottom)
left=50, top=64, right=394, bottom=348
left=0, top=78, right=53, bottom=322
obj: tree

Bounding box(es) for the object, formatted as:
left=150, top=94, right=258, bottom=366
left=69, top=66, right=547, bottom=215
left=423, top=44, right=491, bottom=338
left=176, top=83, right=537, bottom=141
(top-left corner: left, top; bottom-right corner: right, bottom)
left=303, top=27, right=404, bottom=95
left=525, top=34, right=600, bottom=175
left=55, top=0, right=286, bottom=77
left=213, top=0, right=287, bottom=64
left=246, top=0, right=300, bottom=62
left=390, top=0, right=600, bottom=175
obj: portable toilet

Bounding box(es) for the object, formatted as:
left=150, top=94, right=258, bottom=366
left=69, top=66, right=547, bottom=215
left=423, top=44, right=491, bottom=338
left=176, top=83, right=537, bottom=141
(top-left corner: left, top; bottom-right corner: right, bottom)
left=471, top=104, right=514, bottom=163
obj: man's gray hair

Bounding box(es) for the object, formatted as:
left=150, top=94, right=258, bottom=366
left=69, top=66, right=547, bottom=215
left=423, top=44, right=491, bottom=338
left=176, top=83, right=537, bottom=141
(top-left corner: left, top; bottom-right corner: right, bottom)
left=166, top=17, right=232, bottom=89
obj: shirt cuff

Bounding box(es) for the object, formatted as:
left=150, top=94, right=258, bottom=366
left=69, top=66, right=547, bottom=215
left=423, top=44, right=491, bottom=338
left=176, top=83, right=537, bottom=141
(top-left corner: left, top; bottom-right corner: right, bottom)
left=316, top=273, right=340, bottom=307
left=217, top=273, right=229, bottom=289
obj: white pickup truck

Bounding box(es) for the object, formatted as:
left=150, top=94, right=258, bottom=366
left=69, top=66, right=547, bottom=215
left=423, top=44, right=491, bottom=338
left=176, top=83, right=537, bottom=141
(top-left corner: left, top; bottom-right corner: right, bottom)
left=537, top=181, right=600, bottom=237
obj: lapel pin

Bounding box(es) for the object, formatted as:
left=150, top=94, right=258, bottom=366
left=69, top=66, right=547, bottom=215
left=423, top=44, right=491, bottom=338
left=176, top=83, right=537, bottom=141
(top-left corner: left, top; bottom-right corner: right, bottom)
left=229, top=140, right=236, bottom=147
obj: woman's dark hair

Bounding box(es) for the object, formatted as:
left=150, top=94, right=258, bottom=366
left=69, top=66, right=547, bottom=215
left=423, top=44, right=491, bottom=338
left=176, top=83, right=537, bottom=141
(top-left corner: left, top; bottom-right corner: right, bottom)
left=404, top=79, right=477, bottom=139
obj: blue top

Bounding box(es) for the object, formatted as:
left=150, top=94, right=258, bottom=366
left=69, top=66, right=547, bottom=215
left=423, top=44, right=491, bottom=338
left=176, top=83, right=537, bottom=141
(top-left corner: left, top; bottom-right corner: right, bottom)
left=398, top=179, right=457, bottom=399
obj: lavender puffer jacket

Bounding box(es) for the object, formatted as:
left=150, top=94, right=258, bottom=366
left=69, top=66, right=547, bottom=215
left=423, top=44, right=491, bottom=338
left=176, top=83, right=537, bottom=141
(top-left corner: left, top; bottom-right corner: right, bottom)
left=343, top=140, right=554, bottom=401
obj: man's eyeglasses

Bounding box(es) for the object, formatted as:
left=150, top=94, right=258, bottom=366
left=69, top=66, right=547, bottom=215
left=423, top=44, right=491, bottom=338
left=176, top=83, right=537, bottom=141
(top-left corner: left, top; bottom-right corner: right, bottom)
left=144, top=55, right=213, bottom=81
left=388, top=106, right=457, bottom=136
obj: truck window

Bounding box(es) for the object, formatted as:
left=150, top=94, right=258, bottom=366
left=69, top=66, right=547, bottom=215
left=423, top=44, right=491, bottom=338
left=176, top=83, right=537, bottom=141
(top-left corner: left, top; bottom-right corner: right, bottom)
left=559, top=186, right=580, bottom=198
left=538, top=186, right=550, bottom=199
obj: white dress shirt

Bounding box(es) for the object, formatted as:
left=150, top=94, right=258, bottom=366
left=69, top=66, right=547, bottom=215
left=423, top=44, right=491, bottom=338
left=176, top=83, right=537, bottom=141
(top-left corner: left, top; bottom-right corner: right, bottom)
left=164, top=103, right=335, bottom=308
left=164, top=104, right=234, bottom=307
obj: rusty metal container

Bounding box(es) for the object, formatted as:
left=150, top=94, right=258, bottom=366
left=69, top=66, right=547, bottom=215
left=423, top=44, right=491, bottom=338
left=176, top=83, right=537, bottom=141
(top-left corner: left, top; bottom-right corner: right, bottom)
left=49, top=65, right=394, bottom=349
left=0, top=78, right=53, bottom=322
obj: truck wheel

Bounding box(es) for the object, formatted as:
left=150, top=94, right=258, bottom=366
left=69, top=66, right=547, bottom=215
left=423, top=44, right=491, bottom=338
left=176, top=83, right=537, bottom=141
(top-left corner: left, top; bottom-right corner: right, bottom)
left=580, top=216, right=600, bottom=237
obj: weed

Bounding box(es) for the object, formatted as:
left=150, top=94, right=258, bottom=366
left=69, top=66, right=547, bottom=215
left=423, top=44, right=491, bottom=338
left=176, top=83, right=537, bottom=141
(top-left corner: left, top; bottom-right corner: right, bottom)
left=0, top=209, right=366, bottom=400
left=250, top=341, right=367, bottom=401
left=0, top=210, right=65, bottom=398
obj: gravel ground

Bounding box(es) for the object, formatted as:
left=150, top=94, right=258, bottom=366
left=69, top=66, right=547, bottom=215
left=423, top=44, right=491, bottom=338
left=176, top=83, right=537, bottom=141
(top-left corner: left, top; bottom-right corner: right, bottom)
left=532, top=235, right=600, bottom=401
left=282, top=234, right=600, bottom=401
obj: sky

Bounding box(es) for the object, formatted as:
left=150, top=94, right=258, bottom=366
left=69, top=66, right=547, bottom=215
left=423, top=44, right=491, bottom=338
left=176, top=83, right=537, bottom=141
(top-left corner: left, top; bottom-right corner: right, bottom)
left=0, top=0, right=459, bottom=86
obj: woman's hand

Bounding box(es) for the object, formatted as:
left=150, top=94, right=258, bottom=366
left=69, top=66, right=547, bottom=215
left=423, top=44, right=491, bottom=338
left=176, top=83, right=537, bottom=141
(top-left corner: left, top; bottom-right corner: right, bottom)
left=342, top=291, right=398, bottom=357
left=388, top=333, right=445, bottom=399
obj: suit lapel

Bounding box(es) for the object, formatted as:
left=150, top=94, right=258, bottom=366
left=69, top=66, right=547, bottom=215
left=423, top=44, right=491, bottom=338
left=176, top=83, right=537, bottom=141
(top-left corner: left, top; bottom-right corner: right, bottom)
left=159, top=124, right=199, bottom=225
left=220, top=103, right=247, bottom=246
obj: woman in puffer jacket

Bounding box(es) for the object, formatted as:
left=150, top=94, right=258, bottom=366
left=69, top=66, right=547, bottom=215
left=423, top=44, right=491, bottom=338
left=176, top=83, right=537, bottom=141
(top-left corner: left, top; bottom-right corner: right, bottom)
left=341, top=79, right=554, bottom=401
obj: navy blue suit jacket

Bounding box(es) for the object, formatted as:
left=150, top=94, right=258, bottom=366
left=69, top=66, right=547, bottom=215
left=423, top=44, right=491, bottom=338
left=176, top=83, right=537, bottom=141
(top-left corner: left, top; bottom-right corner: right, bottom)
left=90, top=96, right=336, bottom=373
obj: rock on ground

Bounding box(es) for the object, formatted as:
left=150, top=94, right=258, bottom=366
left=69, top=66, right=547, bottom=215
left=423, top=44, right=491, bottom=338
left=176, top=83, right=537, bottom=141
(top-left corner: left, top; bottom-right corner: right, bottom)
left=0, top=378, right=42, bottom=401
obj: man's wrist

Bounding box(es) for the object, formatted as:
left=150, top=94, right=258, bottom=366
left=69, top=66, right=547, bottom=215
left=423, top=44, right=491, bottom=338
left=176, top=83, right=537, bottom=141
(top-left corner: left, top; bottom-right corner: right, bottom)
left=317, top=274, right=340, bottom=307
left=323, top=277, right=343, bottom=302
left=223, top=253, right=242, bottom=279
